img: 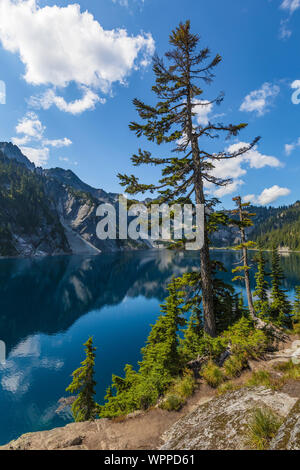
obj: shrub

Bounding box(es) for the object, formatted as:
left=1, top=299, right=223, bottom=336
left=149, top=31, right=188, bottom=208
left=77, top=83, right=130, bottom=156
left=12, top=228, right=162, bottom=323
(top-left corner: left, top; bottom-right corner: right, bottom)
left=246, top=408, right=282, bottom=450
left=294, top=323, right=300, bottom=335
left=246, top=370, right=272, bottom=388
left=224, top=354, right=247, bottom=378
left=172, top=371, right=196, bottom=399
left=246, top=370, right=282, bottom=390
left=273, top=360, right=300, bottom=380
left=221, top=318, right=269, bottom=362
left=160, top=394, right=185, bottom=411
left=201, top=361, right=224, bottom=388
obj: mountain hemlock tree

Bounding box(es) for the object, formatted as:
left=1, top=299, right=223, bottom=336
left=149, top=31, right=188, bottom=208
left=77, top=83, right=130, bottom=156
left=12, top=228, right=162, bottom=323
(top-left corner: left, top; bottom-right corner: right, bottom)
left=231, top=196, right=257, bottom=320
left=253, top=247, right=270, bottom=320
left=118, top=21, right=258, bottom=337
left=270, top=246, right=292, bottom=327
left=66, top=337, right=99, bottom=422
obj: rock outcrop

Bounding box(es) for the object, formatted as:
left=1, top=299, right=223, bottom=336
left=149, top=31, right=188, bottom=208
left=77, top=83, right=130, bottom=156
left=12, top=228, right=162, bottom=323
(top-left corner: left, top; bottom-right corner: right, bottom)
left=270, top=400, right=300, bottom=450
left=160, top=387, right=298, bottom=450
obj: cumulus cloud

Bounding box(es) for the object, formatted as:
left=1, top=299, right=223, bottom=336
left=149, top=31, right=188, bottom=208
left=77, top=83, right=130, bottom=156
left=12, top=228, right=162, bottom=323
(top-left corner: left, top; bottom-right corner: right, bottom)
left=285, top=137, right=300, bottom=155
left=15, top=112, right=45, bottom=140
left=20, top=146, right=49, bottom=166
left=0, top=0, right=155, bottom=114
left=12, top=112, right=72, bottom=166
left=29, top=87, right=104, bottom=115
left=240, top=83, right=280, bottom=116
left=193, top=100, right=214, bottom=126
left=42, top=137, right=72, bottom=148
left=206, top=142, right=282, bottom=198
left=244, top=185, right=291, bottom=206
left=214, top=180, right=244, bottom=198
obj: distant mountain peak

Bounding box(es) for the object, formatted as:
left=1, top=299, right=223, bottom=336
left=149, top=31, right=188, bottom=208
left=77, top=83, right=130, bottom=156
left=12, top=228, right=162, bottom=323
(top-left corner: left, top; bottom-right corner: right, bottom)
left=0, top=142, right=35, bottom=170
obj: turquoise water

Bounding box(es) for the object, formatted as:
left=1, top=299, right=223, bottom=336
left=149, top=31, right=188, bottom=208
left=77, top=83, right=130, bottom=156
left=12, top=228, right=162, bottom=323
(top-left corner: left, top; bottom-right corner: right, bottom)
left=0, top=249, right=299, bottom=445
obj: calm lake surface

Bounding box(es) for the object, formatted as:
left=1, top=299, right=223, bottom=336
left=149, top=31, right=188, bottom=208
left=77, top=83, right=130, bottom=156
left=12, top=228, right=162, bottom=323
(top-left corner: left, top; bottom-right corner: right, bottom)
left=0, top=249, right=299, bottom=445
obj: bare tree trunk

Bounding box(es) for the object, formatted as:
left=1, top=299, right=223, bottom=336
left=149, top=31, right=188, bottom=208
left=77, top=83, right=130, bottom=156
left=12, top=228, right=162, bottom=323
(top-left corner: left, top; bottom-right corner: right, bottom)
left=184, top=45, right=216, bottom=337
left=237, top=198, right=256, bottom=320
left=192, top=138, right=216, bottom=337
left=243, top=244, right=256, bottom=320
left=200, top=232, right=217, bottom=336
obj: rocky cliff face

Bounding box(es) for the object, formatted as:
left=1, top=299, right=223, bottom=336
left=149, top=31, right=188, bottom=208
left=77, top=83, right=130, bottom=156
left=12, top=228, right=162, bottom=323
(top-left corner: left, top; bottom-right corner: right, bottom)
left=0, top=142, right=34, bottom=171
left=0, top=142, right=149, bottom=257
left=161, top=387, right=299, bottom=450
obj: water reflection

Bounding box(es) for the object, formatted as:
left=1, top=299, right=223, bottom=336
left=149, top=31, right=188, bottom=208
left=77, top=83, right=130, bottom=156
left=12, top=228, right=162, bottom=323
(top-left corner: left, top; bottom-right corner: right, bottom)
left=0, top=249, right=299, bottom=445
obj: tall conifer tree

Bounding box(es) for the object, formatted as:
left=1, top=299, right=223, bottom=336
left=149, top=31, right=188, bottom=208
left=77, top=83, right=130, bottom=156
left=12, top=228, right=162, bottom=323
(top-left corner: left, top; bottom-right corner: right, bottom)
left=118, top=21, right=258, bottom=337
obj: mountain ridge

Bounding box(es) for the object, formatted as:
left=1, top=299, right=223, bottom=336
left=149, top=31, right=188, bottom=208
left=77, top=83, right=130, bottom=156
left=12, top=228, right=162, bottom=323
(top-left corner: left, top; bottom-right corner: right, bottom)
left=0, top=142, right=148, bottom=257
left=1, top=141, right=300, bottom=257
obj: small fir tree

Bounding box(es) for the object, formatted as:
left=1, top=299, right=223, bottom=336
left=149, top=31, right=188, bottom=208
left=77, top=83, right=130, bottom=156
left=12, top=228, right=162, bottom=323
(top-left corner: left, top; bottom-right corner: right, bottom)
left=231, top=196, right=257, bottom=320
left=66, top=337, right=99, bottom=422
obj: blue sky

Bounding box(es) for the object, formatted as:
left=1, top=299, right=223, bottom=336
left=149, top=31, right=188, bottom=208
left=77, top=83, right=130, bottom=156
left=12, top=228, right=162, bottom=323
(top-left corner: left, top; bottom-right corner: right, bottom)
left=0, top=0, right=299, bottom=208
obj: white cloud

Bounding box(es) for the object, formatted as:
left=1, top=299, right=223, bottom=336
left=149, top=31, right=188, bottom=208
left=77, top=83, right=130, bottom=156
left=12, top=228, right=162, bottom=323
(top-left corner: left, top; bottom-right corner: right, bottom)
left=59, top=156, right=78, bottom=166
left=12, top=135, right=31, bottom=146
left=113, top=0, right=129, bottom=6
left=279, top=19, right=292, bottom=39
left=193, top=100, right=214, bottom=126
left=112, top=0, right=145, bottom=6
left=281, top=0, right=300, bottom=14
left=42, top=137, right=72, bottom=148
left=228, top=142, right=282, bottom=170
left=15, top=112, right=44, bottom=140
left=29, top=87, right=104, bottom=115
left=240, top=83, right=280, bottom=116
left=285, top=137, right=300, bottom=155
left=0, top=0, right=155, bottom=113
left=244, top=185, right=291, bottom=205
left=12, top=111, right=72, bottom=166
left=20, top=146, right=49, bottom=166
left=214, top=180, right=244, bottom=198
left=206, top=142, right=282, bottom=198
